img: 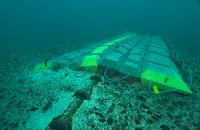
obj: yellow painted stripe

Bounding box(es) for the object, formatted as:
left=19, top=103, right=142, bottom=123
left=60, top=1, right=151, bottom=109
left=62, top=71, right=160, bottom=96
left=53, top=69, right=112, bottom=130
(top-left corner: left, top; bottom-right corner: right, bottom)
left=153, top=85, right=160, bottom=94
left=81, top=34, right=135, bottom=71
left=141, top=69, right=192, bottom=94
left=92, top=46, right=109, bottom=54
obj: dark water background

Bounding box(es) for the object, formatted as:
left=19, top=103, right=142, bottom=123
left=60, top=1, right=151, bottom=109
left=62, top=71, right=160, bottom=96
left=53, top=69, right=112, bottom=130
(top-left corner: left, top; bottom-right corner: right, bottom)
left=0, top=0, right=200, bottom=43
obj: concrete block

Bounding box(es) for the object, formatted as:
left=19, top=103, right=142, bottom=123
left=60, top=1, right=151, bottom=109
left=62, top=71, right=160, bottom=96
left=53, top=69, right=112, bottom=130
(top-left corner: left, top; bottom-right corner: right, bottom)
left=136, top=44, right=146, bottom=50
left=128, top=54, right=141, bottom=63
left=143, top=62, right=176, bottom=77
left=121, top=43, right=132, bottom=50
left=101, top=51, right=123, bottom=69
left=65, top=52, right=83, bottom=60
left=131, top=48, right=143, bottom=55
left=92, top=46, right=110, bottom=54
left=149, top=46, right=170, bottom=57
left=126, top=41, right=135, bottom=46
left=115, top=47, right=128, bottom=54
left=126, top=36, right=141, bottom=46
left=147, top=53, right=171, bottom=67
left=119, top=61, right=140, bottom=77
left=150, top=41, right=168, bottom=50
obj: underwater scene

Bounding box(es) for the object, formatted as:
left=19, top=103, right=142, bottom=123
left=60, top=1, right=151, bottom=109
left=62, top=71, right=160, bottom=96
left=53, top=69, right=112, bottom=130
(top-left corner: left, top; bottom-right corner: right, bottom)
left=0, top=0, right=200, bottom=130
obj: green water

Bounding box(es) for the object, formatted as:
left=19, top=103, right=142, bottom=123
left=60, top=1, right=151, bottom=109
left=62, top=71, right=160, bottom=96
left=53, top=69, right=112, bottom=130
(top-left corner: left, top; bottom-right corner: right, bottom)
left=0, top=0, right=200, bottom=130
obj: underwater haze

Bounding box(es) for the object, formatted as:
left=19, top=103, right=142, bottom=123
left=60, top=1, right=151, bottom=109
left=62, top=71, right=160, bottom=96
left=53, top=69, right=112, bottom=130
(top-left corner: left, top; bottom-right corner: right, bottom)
left=0, top=0, right=200, bottom=42
left=0, top=0, right=200, bottom=130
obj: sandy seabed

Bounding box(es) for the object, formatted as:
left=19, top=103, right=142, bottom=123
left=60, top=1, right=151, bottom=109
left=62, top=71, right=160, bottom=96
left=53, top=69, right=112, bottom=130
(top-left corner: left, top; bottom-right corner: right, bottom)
left=0, top=40, right=199, bottom=130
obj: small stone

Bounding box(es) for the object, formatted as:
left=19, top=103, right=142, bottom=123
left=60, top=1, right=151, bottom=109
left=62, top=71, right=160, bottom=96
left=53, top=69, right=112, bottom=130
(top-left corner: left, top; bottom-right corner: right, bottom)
left=122, top=122, right=128, bottom=129
left=135, top=119, right=140, bottom=124
left=196, top=126, right=200, bottom=130
left=192, top=121, right=200, bottom=127
left=64, top=73, right=69, bottom=77
left=147, top=109, right=152, bottom=115
left=174, top=114, right=182, bottom=120
left=146, top=119, right=154, bottom=124
left=121, top=109, right=126, bottom=114
left=95, top=112, right=104, bottom=119
left=29, top=107, right=38, bottom=112
left=174, top=120, right=181, bottom=127
left=91, top=123, right=95, bottom=128
left=135, top=127, right=143, bottom=130
left=151, top=114, right=160, bottom=122
left=99, top=118, right=106, bottom=122
left=18, top=77, right=26, bottom=83
left=90, top=75, right=102, bottom=83
left=8, top=122, right=19, bottom=129
left=171, top=125, right=176, bottom=129
left=49, top=119, right=71, bottom=130
left=183, top=125, right=190, bottom=130
left=140, top=103, right=148, bottom=109
left=137, top=95, right=146, bottom=101
left=73, top=90, right=89, bottom=100
left=135, top=114, right=142, bottom=124
left=112, top=125, right=120, bottom=130
left=160, top=124, right=170, bottom=130
left=167, top=112, right=173, bottom=120
left=108, top=103, right=115, bottom=114
left=107, top=117, right=113, bottom=125
left=42, top=101, right=53, bottom=112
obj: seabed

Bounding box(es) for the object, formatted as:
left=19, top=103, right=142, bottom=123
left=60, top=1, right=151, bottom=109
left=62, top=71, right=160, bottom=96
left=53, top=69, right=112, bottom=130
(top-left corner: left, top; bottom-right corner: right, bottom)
left=0, top=34, right=199, bottom=130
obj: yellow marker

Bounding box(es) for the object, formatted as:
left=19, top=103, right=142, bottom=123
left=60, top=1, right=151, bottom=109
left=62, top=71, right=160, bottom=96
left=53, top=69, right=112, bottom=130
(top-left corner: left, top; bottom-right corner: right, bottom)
left=141, top=69, right=192, bottom=94
left=92, top=46, right=109, bottom=54
left=153, top=85, right=160, bottom=94
left=81, top=33, right=135, bottom=72
left=81, top=55, right=99, bottom=72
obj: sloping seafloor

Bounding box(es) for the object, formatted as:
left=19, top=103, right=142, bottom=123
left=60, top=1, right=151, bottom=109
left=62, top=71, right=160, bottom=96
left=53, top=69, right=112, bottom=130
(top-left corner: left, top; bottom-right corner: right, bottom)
left=0, top=38, right=200, bottom=130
